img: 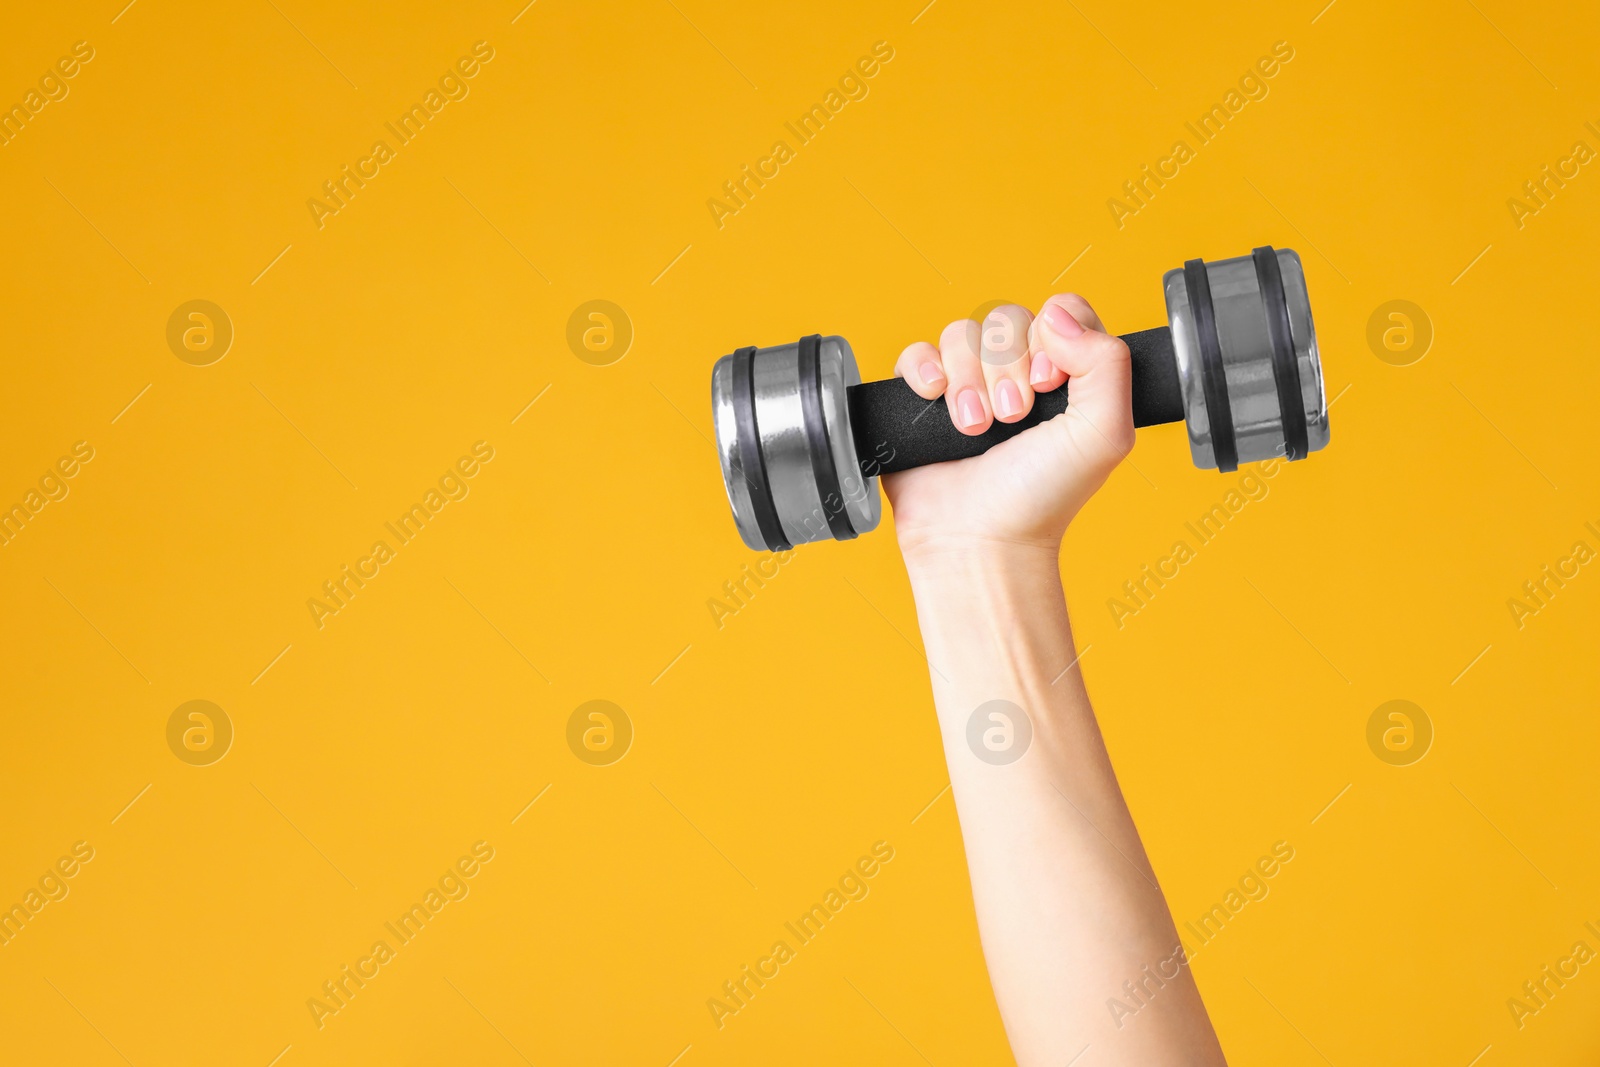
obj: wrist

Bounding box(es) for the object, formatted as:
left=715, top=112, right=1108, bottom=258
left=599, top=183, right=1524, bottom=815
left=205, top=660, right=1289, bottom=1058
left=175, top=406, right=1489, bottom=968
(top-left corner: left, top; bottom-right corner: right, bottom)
left=897, top=534, right=1079, bottom=738
left=899, top=533, right=1063, bottom=584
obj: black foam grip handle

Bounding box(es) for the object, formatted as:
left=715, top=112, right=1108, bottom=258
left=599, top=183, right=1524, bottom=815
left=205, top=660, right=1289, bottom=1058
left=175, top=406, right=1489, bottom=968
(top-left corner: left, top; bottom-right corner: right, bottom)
left=847, top=326, right=1184, bottom=477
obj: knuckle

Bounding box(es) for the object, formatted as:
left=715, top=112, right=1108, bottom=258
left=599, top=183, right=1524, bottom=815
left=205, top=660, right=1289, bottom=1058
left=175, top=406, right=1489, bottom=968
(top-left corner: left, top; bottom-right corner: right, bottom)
left=1111, top=420, right=1137, bottom=454
left=991, top=303, right=1032, bottom=326
left=1047, top=293, right=1103, bottom=332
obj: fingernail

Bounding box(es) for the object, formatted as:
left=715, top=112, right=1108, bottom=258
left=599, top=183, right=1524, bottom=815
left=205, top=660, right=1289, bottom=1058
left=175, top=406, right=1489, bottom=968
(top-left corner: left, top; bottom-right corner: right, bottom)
left=956, top=388, right=985, bottom=428
left=1029, top=352, right=1052, bottom=386
left=920, top=361, right=945, bottom=388
left=1042, top=303, right=1083, bottom=338
left=995, top=380, right=1021, bottom=418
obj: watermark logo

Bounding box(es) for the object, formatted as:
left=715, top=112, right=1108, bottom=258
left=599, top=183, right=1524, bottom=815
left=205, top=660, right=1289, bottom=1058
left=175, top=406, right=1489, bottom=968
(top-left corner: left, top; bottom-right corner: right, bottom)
left=706, top=41, right=895, bottom=230
left=167, top=300, right=233, bottom=366
left=706, top=841, right=895, bottom=1029
left=969, top=299, right=1014, bottom=326
left=1507, top=124, right=1599, bottom=230
left=167, top=700, right=233, bottom=766
left=1366, top=300, right=1431, bottom=366
left=0, top=440, right=94, bottom=549
left=977, top=305, right=1029, bottom=367
left=567, top=700, right=632, bottom=766
left=1114, top=840, right=1295, bottom=1029
left=707, top=550, right=798, bottom=629
left=1508, top=924, right=1600, bottom=1030
left=966, top=700, right=1032, bottom=765
left=1366, top=700, right=1431, bottom=766
left=1107, top=41, right=1294, bottom=229
left=1108, top=458, right=1284, bottom=628
left=1, top=40, right=95, bottom=148
left=0, top=841, right=95, bottom=948
left=306, top=841, right=495, bottom=1029
left=307, top=42, right=496, bottom=230
left=306, top=441, right=495, bottom=630
left=566, top=300, right=632, bottom=366
left=1507, top=526, right=1597, bottom=630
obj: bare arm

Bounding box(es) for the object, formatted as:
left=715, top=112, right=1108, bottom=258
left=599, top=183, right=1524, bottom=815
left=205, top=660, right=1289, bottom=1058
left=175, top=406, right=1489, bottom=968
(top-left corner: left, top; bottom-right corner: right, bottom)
left=883, top=297, right=1225, bottom=1066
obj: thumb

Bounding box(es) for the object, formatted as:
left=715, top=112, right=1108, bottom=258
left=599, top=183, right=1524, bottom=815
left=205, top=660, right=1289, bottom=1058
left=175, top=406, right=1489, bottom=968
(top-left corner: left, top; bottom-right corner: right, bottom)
left=1033, top=296, right=1135, bottom=471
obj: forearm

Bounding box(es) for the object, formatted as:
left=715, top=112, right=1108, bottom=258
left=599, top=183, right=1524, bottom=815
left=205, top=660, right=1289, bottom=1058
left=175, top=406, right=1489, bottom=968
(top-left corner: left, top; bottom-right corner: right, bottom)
left=904, top=542, right=1224, bottom=1066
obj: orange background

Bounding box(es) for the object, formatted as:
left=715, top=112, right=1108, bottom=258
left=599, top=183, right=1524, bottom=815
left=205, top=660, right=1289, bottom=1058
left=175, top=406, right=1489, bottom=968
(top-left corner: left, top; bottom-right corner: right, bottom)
left=1, top=1, right=1597, bottom=1064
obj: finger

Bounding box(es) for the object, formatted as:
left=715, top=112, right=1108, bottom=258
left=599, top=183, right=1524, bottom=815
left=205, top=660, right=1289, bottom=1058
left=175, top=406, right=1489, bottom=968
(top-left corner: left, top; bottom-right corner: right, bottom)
left=893, top=341, right=947, bottom=400
left=1024, top=307, right=1068, bottom=394
left=1028, top=292, right=1107, bottom=345
left=938, top=318, right=991, bottom=435
left=979, top=304, right=1035, bottom=423
left=1028, top=346, right=1068, bottom=394
left=1033, top=295, right=1135, bottom=458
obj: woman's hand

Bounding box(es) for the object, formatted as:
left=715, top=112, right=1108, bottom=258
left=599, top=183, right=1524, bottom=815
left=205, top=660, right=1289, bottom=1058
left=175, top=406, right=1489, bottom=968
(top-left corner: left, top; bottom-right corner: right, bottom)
left=882, top=295, right=1134, bottom=559
left=885, top=295, right=1225, bottom=1066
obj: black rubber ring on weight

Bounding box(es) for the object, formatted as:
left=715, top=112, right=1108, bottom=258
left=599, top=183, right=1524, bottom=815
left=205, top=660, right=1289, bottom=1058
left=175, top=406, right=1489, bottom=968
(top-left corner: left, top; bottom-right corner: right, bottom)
left=1184, top=258, right=1238, bottom=473
left=1251, top=246, right=1309, bottom=462
left=796, top=335, right=858, bottom=542
left=730, top=346, right=791, bottom=551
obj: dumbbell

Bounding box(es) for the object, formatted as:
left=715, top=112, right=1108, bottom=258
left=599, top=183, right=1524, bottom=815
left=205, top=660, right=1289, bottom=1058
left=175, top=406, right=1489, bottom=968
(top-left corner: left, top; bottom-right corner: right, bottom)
left=711, top=246, right=1330, bottom=552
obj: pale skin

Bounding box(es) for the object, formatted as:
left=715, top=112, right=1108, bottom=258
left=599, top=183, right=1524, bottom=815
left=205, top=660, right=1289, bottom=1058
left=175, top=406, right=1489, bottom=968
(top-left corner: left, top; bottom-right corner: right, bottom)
left=884, top=296, right=1227, bottom=1066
